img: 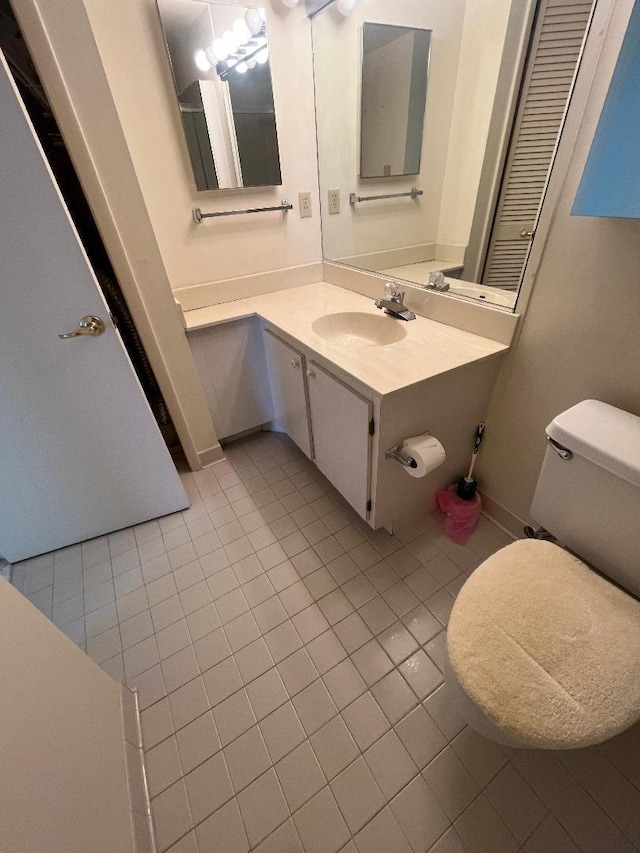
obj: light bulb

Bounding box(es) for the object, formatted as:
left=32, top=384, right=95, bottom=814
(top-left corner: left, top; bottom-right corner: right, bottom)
left=223, top=29, right=240, bottom=53
left=236, top=61, right=248, bottom=74
left=233, top=17, right=251, bottom=45
left=212, top=38, right=228, bottom=61
left=336, top=0, right=357, bottom=14
left=258, top=8, right=266, bottom=20
left=280, top=0, right=299, bottom=7
left=244, top=9, right=262, bottom=36
left=247, top=58, right=257, bottom=69
left=256, top=46, right=269, bottom=64
left=194, top=49, right=211, bottom=72
left=205, top=46, right=218, bottom=66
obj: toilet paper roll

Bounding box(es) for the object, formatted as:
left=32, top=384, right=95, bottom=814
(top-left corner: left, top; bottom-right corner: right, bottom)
left=401, top=434, right=446, bottom=478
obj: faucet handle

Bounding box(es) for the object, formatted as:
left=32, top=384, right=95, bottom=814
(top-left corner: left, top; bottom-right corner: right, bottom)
left=428, top=271, right=445, bottom=288
left=384, top=281, right=402, bottom=301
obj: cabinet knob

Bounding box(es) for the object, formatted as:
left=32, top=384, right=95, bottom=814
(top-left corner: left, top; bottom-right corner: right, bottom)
left=291, top=359, right=300, bottom=368
left=306, top=368, right=315, bottom=378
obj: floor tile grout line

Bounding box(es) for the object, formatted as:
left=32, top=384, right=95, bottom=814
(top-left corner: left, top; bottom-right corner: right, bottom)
left=123, top=580, right=446, bottom=714
left=141, top=644, right=446, bottom=802
left=86, top=515, right=448, bottom=667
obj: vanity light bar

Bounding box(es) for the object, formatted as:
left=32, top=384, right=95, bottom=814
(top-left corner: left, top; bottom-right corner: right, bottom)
left=349, top=187, right=423, bottom=205
left=192, top=200, right=293, bottom=222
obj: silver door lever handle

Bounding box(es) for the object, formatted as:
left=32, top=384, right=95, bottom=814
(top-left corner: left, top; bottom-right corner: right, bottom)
left=59, top=315, right=106, bottom=339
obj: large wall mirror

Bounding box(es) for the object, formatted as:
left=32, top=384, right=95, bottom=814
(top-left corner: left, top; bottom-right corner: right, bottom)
left=156, top=0, right=282, bottom=191
left=312, top=0, right=594, bottom=310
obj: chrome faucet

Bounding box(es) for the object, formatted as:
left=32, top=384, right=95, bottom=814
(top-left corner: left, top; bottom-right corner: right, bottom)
left=425, top=271, right=450, bottom=292
left=374, top=281, right=416, bottom=321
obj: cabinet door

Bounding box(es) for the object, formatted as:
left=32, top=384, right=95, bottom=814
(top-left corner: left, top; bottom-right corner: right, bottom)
left=306, top=361, right=372, bottom=519
left=190, top=318, right=274, bottom=440
left=263, top=329, right=313, bottom=459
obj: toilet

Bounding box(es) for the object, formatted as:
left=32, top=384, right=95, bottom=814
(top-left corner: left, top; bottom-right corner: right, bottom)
left=446, top=400, right=640, bottom=750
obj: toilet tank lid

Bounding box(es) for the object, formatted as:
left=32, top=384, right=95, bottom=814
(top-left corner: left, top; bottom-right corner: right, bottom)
left=547, top=400, right=640, bottom=487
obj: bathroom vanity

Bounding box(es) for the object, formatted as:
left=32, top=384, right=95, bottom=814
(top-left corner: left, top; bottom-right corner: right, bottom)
left=185, top=283, right=508, bottom=531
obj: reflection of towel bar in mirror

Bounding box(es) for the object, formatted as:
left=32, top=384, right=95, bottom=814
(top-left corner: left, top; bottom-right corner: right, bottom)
left=349, top=187, right=423, bottom=205
left=193, top=200, right=293, bottom=223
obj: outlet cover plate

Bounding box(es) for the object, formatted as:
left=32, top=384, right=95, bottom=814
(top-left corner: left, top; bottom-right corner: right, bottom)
left=299, top=191, right=312, bottom=218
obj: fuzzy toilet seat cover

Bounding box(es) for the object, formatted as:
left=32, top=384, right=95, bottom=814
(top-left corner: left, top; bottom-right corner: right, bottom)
left=447, top=539, right=640, bottom=749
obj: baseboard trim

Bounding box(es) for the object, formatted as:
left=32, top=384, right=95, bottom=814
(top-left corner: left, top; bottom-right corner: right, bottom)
left=0, top=559, right=12, bottom=582
left=198, top=444, right=225, bottom=468
left=120, top=685, right=156, bottom=853
left=480, top=492, right=527, bottom=540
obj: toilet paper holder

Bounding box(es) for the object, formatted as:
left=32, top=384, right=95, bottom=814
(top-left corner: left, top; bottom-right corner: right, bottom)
left=385, top=444, right=418, bottom=469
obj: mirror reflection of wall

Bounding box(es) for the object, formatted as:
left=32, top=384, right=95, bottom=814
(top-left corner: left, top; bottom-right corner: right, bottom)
left=360, top=24, right=431, bottom=179
left=156, top=0, right=282, bottom=191
left=312, top=0, right=594, bottom=311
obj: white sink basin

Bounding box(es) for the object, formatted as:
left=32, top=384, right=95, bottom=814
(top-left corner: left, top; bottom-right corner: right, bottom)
left=312, top=312, right=408, bottom=346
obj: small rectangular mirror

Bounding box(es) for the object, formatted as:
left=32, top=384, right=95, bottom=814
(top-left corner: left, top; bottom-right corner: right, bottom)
left=360, top=23, right=431, bottom=179
left=156, top=0, right=282, bottom=191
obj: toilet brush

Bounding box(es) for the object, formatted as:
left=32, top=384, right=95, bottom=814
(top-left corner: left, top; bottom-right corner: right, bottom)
left=457, top=423, right=485, bottom=500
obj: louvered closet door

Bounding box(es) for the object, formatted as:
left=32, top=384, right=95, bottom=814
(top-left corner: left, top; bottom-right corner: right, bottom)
left=482, top=0, right=594, bottom=290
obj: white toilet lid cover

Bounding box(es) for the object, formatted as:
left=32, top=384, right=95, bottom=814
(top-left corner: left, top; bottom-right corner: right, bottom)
left=447, top=539, right=640, bottom=749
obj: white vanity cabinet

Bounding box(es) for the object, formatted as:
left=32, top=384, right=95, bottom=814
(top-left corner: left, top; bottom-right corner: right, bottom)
left=185, top=282, right=510, bottom=531
left=306, top=361, right=372, bottom=519
left=263, top=330, right=313, bottom=459
left=263, top=328, right=373, bottom=520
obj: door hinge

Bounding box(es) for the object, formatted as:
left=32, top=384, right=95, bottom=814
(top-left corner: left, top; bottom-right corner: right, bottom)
left=369, top=418, right=375, bottom=436
left=366, top=499, right=372, bottom=513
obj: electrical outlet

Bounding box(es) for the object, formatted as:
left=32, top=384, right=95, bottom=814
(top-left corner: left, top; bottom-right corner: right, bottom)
left=328, top=189, right=340, bottom=215
left=298, top=191, right=312, bottom=219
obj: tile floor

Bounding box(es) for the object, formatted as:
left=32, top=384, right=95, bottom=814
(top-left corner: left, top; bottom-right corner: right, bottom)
left=10, top=431, right=640, bottom=853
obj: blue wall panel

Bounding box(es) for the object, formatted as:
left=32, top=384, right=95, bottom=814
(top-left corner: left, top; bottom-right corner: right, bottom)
left=572, top=1, right=640, bottom=218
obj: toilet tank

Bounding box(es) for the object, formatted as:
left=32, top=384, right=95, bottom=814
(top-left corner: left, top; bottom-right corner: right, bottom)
left=530, top=400, right=640, bottom=598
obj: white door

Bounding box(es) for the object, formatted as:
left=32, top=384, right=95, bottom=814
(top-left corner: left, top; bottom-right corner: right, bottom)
left=0, top=54, right=188, bottom=563
left=306, top=361, right=372, bottom=520
left=263, top=329, right=313, bottom=459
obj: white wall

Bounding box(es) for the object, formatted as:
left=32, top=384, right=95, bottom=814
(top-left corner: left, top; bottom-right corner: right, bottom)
left=0, top=579, right=135, bottom=853
left=478, top=0, right=640, bottom=528
left=314, top=0, right=466, bottom=262
left=438, top=0, right=512, bottom=247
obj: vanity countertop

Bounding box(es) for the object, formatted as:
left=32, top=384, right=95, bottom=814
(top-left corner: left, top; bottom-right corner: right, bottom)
left=182, top=282, right=508, bottom=395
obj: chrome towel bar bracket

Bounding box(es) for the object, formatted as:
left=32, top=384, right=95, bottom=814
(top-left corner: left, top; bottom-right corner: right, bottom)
left=193, top=199, right=293, bottom=223
left=349, top=187, right=423, bottom=205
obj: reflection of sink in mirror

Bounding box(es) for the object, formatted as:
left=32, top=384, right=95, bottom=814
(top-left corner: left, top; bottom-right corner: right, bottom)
left=381, top=261, right=516, bottom=309
left=381, top=262, right=463, bottom=286
left=312, top=312, right=408, bottom=347
left=448, top=284, right=516, bottom=309
left=312, top=0, right=593, bottom=309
